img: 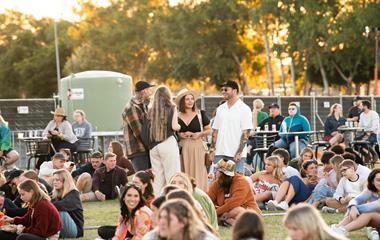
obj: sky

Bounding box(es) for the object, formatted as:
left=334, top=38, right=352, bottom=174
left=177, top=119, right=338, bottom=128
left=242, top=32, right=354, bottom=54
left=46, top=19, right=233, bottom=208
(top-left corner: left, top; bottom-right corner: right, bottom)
left=0, top=0, right=179, bottom=21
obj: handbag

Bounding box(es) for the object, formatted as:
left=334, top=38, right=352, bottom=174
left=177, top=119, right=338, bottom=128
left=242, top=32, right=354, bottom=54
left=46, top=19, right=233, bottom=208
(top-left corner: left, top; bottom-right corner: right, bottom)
left=197, top=111, right=213, bottom=167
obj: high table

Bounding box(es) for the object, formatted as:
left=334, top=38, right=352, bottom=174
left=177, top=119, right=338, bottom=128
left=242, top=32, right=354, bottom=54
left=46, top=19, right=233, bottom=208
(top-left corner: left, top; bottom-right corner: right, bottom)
left=337, top=126, right=364, bottom=146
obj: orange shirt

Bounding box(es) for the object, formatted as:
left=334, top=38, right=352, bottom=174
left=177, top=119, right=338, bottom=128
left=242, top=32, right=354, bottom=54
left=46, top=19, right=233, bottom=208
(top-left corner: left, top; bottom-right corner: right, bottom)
left=208, top=174, right=262, bottom=216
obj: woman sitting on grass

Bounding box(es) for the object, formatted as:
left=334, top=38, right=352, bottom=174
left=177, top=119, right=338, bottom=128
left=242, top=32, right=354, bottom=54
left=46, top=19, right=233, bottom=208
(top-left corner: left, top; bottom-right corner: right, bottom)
left=51, top=169, right=84, bottom=238
left=0, top=179, right=61, bottom=240
left=283, top=203, right=347, bottom=240
left=98, top=183, right=153, bottom=240
left=267, top=160, right=319, bottom=210
left=247, top=156, right=283, bottom=204
left=331, top=168, right=380, bottom=237
left=132, top=170, right=155, bottom=208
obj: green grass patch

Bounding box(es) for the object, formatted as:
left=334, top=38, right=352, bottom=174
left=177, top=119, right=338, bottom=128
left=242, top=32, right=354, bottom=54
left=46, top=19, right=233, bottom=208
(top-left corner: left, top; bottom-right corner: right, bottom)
left=65, top=200, right=368, bottom=240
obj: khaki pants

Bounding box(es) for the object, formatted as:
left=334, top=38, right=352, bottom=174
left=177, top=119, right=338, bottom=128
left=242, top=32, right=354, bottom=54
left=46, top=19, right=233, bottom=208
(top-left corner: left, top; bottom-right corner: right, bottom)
left=325, top=197, right=348, bottom=213
left=150, top=136, right=181, bottom=196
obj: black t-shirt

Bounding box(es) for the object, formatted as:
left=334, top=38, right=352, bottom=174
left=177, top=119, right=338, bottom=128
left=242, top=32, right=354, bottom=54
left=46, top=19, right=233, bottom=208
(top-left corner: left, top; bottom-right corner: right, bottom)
left=348, top=106, right=361, bottom=119
left=99, top=169, right=114, bottom=199
left=178, top=110, right=210, bottom=133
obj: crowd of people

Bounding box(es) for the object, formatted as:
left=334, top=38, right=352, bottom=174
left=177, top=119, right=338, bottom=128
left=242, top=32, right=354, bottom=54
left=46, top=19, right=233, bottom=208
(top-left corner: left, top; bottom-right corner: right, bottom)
left=0, top=79, right=378, bottom=239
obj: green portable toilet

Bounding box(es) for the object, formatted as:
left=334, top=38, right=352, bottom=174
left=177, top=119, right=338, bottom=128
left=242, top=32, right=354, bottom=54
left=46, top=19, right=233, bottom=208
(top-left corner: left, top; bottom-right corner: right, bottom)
left=60, top=71, right=132, bottom=132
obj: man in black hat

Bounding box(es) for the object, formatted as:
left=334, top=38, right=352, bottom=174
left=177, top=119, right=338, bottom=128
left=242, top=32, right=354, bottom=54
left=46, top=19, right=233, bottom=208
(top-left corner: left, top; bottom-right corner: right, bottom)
left=258, top=103, right=285, bottom=133
left=38, top=153, right=67, bottom=184
left=122, top=80, right=155, bottom=171
left=347, top=96, right=363, bottom=122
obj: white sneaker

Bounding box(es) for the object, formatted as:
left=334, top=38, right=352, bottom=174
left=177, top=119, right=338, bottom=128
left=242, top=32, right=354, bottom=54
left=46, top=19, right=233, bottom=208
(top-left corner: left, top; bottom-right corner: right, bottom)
left=368, top=228, right=380, bottom=240
left=276, top=201, right=289, bottom=210
left=267, top=200, right=278, bottom=211
left=322, top=206, right=338, bottom=213
left=331, top=224, right=348, bottom=236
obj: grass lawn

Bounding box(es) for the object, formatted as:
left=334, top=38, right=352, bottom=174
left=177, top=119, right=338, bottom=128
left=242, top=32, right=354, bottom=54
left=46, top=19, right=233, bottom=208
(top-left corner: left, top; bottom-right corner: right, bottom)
left=68, top=200, right=368, bottom=240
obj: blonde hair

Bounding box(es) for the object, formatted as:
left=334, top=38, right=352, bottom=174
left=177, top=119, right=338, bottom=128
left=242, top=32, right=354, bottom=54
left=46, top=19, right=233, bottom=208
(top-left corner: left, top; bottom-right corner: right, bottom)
left=329, top=103, right=342, bottom=117
left=331, top=155, right=344, bottom=182
left=73, top=109, right=86, bottom=119
left=283, top=203, right=347, bottom=240
left=264, top=156, right=284, bottom=181
left=149, top=86, right=175, bottom=142
left=21, top=170, right=39, bottom=181
left=252, top=99, right=265, bottom=129
left=169, top=172, right=193, bottom=194
left=158, top=199, right=208, bottom=240
left=51, top=169, right=77, bottom=200
left=18, top=179, right=50, bottom=208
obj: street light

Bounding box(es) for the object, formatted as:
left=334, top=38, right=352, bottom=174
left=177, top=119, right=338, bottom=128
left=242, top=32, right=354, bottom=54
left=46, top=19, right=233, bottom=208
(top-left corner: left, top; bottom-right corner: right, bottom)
left=365, top=26, right=379, bottom=96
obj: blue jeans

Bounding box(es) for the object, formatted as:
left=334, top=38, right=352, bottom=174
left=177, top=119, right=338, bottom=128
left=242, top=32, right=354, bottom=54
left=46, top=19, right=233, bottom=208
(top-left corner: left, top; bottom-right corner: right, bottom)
left=274, top=138, right=308, bottom=159
left=59, top=211, right=77, bottom=238
left=308, top=179, right=334, bottom=205
left=213, top=155, right=246, bottom=174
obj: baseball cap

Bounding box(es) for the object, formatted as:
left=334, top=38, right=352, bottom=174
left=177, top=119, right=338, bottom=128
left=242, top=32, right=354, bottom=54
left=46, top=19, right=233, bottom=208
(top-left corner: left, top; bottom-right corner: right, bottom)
left=269, top=103, right=280, bottom=109
left=353, top=96, right=363, bottom=101
left=216, top=159, right=236, bottom=177
left=6, top=169, right=24, bottom=184
left=135, top=81, right=155, bottom=92
left=220, top=80, right=239, bottom=92
left=90, top=151, right=103, bottom=159
left=52, top=153, right=66, bottom=161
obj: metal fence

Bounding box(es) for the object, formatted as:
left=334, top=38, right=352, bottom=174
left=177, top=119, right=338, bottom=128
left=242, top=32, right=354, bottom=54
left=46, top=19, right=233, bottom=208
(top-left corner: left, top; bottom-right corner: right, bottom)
left=4, top=96, right=380, bottom=169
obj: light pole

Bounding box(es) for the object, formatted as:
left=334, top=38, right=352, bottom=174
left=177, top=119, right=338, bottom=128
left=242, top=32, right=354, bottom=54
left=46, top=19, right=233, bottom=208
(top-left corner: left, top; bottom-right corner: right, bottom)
left=365, top=26, right=379, bottom=95
left=54, top=19, right=61, bottom=96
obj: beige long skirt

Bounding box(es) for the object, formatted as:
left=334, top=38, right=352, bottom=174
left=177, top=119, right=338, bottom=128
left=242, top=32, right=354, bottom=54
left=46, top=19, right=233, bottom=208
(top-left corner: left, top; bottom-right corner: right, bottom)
left=180, top=138, right=208, bottom=192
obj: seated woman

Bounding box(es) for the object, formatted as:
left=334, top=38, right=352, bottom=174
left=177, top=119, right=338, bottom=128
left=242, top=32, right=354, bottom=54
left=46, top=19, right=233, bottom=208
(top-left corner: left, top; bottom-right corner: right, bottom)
left=247, top=156, right=283, bottom=204
left=0, top=179, right=61, bottom=240
left=0, top=113, right=20, bottom=170
left=288, top=147, right=314, bottom=171
left=267, top=160, right=319, bottom=210
left=41, top=108, right=78, bottom=167
left=132, top=170, right=155, bottom=208
left=324, top=103, right=346, bottom=147
left=51, top=169, right=84, bottom=238
left=331, top=168, right=380, bottom=236
left=98, top=183, right=153, bottom=240
left=142, top=199, right=218, bottom=240
left=283, top=203, right=347, bottom=240
left=232, top=210, right=265, bottom=240
left=108, top=141, right=135, bottom=176
left=72, top=109, right=92, bottom=152
left=169, top=172, right=219, bottom=230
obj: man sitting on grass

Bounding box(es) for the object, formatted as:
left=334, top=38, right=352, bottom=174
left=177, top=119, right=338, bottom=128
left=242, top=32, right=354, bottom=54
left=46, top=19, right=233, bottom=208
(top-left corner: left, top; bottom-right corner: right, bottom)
left=80, top=152, right=127, bottom=202
left=208, top=159, right=261, bottom=226
left=39, top=153, right=67, bottom=185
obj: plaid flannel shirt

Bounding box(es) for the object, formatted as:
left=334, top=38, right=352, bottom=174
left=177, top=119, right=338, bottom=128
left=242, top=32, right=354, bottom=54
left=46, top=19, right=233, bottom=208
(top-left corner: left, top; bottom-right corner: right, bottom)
left=122, top=97, right=147, bottom=156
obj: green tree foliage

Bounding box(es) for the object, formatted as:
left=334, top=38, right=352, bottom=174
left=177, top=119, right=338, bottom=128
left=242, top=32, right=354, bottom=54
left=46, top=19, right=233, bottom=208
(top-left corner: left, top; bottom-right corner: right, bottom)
left=0, top=10, right=74, bottom=98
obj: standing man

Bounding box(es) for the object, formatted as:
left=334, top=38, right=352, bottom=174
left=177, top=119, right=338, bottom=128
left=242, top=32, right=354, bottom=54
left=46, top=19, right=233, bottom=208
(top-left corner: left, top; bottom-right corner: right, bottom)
left=122, top=80, right=155, bottom=171
left=210, top=80, right=252, bottom=174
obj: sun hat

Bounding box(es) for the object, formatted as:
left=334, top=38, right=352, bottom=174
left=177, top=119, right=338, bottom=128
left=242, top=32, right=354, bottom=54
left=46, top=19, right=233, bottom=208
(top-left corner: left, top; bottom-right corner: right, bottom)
left=175, top=88, right=200, bottom=106
left=216, top=159, right=236, bottom=177
left=50, top=107, right=66, bottom=117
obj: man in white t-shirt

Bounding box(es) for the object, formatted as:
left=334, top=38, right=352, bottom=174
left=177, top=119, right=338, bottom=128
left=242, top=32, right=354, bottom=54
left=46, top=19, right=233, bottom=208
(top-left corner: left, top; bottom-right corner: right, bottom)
left=209, top=80, right=252, bottom=174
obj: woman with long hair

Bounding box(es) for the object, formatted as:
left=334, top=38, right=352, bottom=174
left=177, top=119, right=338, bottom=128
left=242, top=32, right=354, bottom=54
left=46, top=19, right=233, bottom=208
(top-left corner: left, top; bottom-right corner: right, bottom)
left=108, top=141, right=135, bottom=176
left=72, top=109, right=92, bottom=151
left=133, top=170, right=155, bottom=208
left=331, top=168, right=380, bottom=237
left=0, top=179, right=61, bottom=240
left=324, top=103, right=346, bottom=147
left=248, top=156, right=283, bottom=203
left=284, top=203, right=347, bottom=240
left=169, top=172, right=218, bottom=230
left=148, top=86, right=181, bottom=196
left=267, top=160, right=319, bottom=210
left=142, top=199, right=218, bottom=240
left=288, top=147, right=314, bottom=171
left=98, top=184, right=153, bottom=240
left=51, top=169, right=84, bottom=238
left=176, top=88, right=211, bottom=192
left=252, top=99, right=268, bottom=130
